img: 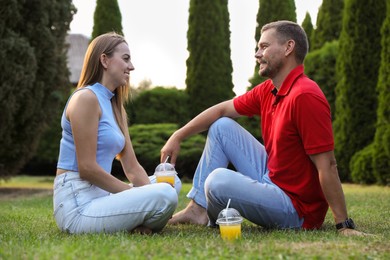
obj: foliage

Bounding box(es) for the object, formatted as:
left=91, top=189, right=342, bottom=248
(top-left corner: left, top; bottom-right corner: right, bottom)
left=186, top=0, right=234, bottom=118
left=301, top=12, right=314, bottom=51
left=248, top=0, right=297, bottom=90
left=118, top=124, right=205, bottom=179
left=371, top=4, right=390, bottom=185
left=92, top=0, right=123, bottom=38
left=311, top=0, right=344, bottom=51
left=333, top=0, right=386, bottom=181
left=350, top=144, right=376, bottom=184
left=127, top=87, right=190, bottom=126
left=304, top=41, right=338, bottom=116
left=0, top=0, right=74, bottom=178
left=236, top=117, right=263, bottom=142
left=0, top=181, right=389, bottom=259
left=353, top=4, right=390, bottom=185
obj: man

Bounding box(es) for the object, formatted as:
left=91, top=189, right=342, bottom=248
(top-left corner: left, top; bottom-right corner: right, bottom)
left=161, top=21, right=364, bottom=235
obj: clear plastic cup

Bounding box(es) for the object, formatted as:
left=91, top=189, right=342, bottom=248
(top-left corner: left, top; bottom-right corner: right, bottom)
left=216, top=208, right=243, bottom=241
left=154, top=162, right=176, bottom=187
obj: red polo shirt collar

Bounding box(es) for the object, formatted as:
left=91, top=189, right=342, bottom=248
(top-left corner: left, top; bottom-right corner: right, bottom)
left=272, top=65, right=304, bottom=96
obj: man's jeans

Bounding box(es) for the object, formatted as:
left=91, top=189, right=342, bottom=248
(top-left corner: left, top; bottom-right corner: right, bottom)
left=187, top=117, right=303, bottom=229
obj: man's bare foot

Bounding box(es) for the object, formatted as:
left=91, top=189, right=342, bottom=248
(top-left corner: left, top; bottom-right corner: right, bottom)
left=132, top=225, right=152, bottom=235
left=168, top=200, right=208, bottom=225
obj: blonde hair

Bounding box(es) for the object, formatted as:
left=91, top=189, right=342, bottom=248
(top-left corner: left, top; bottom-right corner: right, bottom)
left=77, top=32, right=130, bottom=158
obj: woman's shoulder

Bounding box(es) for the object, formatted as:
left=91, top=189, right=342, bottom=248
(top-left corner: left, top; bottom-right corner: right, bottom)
left=67, top=88, right=99, bottom=114
left=71, top=88, right=98, bottom=103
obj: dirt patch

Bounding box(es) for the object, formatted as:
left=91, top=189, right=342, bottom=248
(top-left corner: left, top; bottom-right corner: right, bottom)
left=0, top=187, right=52, bottom=200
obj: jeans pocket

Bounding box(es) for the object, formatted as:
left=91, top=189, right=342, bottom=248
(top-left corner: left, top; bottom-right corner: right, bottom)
left=71, top=179, right=107, bottom=207
left=70, top=179, right=94, bottom=207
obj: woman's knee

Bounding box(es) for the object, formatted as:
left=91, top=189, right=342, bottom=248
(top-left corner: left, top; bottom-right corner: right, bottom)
left=154, top=183, right=178, bottom=208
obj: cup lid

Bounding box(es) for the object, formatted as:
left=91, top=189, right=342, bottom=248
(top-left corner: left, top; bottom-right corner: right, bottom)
left=155, top=162, right=176, bottom=173
left=216, top=208, right=243, bottom=225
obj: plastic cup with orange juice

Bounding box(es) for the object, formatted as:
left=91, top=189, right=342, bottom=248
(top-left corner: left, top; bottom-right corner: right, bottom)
left=154, top=161, right=176, bottom=187
left=216, top=204, right=243, bottom=241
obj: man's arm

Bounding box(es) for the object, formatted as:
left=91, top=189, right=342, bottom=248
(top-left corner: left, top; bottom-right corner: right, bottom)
left=310, top=151, right=367, bottom=236
left=161, top=99, right=240, bottom=164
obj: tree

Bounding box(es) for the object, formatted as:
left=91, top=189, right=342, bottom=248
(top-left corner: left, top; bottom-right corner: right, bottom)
left=351, top=3, right=390, bottom=185
left=333, top=0, right=386, bottom=181
left=372, top=3, right=390, bottom=184
left=92, top=0, right=123, bottom=38
left=238, top=0, right=296, bottom=140
left=311, top=0, right=344, bottom=51
left=0, top=0, right=74, bottom=178
left=301, top=12, right=314, bottom=51
left=186, top=0, right=234, bottom=118
left=248, top=0, right=296, bottom=90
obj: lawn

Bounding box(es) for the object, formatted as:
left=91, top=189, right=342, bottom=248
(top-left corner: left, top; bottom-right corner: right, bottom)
left=0, top=176, right=389, bottom=259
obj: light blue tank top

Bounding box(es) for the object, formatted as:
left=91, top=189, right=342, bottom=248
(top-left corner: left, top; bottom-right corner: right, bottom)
left=57, top=83, right=125, bottom=173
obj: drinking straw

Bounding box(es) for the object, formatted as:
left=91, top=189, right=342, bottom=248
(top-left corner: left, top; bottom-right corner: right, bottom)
left=163, top=156, right=170, bottom=171
left=225, top=198, right=231, bottom=222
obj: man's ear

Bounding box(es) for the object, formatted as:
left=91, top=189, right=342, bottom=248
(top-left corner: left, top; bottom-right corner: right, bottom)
left=100, top=53, right=109, bottom=69
left=285, top=40, right=295, bottom=57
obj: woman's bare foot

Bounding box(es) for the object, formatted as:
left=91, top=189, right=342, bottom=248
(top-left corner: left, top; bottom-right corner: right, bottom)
left=168, top=200, right=208, bottom=225
left=132, top=225, right=152, bottom=235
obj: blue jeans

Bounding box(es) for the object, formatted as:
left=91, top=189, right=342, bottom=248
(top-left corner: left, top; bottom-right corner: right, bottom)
left=53, top=172, right=181, bottom=234
left=188, top=117, right=303, bottom=229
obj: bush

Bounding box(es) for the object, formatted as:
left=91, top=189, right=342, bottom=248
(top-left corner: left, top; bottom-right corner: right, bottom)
left=112, top=123, right=206, bottom=180
left=0, top=0, right=74, bottom=179
left=236, top=117, right=262, bottom=142
left=350, top=144, right=376, bottom=184
left=127, top=87, right=190, bottom=126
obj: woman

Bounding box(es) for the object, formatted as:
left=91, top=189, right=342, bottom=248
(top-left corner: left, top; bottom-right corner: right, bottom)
left=54, top=32, right=181, bottom=234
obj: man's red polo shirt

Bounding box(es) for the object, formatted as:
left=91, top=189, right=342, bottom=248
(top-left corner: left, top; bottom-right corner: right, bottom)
left=233, top=65, right=333, bottom=229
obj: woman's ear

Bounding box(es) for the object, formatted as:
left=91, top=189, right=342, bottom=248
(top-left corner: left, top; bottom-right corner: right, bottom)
left=285, top=40, right=295, bottom=57
left=100, top=53, right=109, bottom=69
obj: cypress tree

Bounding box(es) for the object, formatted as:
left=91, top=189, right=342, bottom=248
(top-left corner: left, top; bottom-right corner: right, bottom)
left=311, top=0, right=344, bottom=51
left=237, top=0, right=296, bottom=140
left=352, top=4, right=390, bottom=185
left=92, top=0, right=123, bottom=38
left=333, top=0, right=386, bottom=181
left=301, top=12, right=314, bottom=51
left=248, top=0, right=296, bottom=89
left=372, top=4, right=390, bottom=184
left=186, top=0, right=234, bottom=118
left=0, top=0, right=74, bottom=178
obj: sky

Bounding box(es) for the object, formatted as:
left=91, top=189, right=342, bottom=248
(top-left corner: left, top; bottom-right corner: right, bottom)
left=70, top=0, right=323, bottom=96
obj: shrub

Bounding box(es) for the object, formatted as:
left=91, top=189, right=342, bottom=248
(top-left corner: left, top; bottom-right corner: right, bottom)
left=127, top=87, right=190, bottom=126
left=350, top=144, right=376, bottom=184
left=112, top=124, right=206, bottom=180
left=0, top=0, right=74, bottom=178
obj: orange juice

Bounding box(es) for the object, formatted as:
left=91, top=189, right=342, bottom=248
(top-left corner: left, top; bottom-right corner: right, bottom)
left=156, top=175, right=175, bottom=186
left=219, top=224, right=241, bottom=241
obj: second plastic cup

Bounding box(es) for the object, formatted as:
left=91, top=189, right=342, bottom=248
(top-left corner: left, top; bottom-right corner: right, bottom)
left=216, top=208, right=243, bottom=241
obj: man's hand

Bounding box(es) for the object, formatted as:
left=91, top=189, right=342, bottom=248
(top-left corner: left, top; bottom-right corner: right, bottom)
left=338, top=228, right=372, bottom=237
left=160, top=133, right=181, bottom=165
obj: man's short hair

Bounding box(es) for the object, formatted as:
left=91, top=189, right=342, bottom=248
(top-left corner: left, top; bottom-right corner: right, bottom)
left=261, top=20, right=309, bottom=64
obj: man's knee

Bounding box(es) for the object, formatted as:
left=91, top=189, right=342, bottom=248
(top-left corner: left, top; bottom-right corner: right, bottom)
left=209, top=117, right=236, bottom=135
left=205, top=168, right=232, bottom=196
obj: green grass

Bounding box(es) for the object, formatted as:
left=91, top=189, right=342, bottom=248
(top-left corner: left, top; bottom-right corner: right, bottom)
left=0, top=177, right=389, bottom=259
